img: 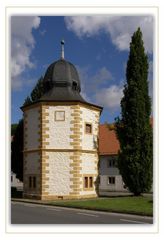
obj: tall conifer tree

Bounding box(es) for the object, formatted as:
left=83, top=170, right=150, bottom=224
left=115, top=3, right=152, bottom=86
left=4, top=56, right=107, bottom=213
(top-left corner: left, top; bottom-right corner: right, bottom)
left=115, top=28, right=153, bottom=195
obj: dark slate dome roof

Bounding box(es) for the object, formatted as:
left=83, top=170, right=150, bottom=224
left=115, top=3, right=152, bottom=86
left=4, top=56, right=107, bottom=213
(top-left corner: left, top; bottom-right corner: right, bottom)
left=43, top=59, right=81, bottom=92
left=21, top=42, right=103, bottom=112
left=40, top=58, right=87, bottom=103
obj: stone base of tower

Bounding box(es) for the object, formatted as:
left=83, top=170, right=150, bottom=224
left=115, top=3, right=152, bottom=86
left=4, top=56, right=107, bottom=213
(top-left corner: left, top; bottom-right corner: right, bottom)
left=23, top=148, right=99, bottom=201
left=40, top=193, right=97, bottom=200
left=23, top=193, right=42, bottom=200
left=23, top=193, right=97, bottom=201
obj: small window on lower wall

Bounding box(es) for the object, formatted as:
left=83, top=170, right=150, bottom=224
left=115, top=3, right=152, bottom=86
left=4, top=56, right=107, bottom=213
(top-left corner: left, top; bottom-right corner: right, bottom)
left=84, top=177, right=88, bottom=188
left=89, top=177, right=93, bottom=188
left=29, top=176, right=37, bottom=189
left=83, top=176, right=93, bottom=190
left=108, top=177, right=115, bottom=184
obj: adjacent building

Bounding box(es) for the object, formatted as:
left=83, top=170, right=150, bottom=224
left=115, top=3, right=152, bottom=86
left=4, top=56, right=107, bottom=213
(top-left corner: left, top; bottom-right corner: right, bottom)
left=99, top=124, right=127, bottom=193
left=98, top=119, right=153, bottom=193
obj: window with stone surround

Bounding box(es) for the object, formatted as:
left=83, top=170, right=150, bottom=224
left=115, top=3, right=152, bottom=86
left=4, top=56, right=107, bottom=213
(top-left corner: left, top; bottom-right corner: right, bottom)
left=85, top=123, right=92, bottom=134
left=54, top=111, right=65, bottom=121
left=29, top=176, right=37, bottom=189
left=89, top=176, right=93, bottom=188
left=83, top=175, right=93, bottom=190
left=84, top=177, right=88, bottom=188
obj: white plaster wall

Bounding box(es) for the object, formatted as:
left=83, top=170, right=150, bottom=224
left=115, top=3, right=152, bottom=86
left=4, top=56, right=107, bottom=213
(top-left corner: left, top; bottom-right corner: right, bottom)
left=25, top=152, right=40, bottom=175
left=80, top=153, right=97, bottom=195
left=26, top=107, right=40, bottom=150
left=99, top=175, right=126, bottom=192
left=45, top=152, right=71, bottom=195
left=46, top=106, right=73, bottom=149
left=99, top=155, right=120, bottom=175
left=80, top=153, right=97, bottom=175
left=80, top=107, right=99, bottom=150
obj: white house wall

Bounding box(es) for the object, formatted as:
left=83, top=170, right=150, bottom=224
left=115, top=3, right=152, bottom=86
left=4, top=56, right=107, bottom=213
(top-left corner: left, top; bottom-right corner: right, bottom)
left=99, top=175, right=126, bottom=192
left=99, top=155, right=120, bottom=175
left=99, top=155, right=127, bottom=192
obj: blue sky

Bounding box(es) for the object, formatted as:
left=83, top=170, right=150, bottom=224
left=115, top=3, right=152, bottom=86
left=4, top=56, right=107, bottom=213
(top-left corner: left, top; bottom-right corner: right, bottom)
left=11, top=16, right=153, bottom=124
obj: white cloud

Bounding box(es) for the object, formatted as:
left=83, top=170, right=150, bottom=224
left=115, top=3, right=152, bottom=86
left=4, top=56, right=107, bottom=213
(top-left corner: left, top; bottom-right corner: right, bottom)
left=93, top=67, right=113, bottom=83
left=94, top=85, right=123, bottom=110
left=76, top=65, right=113, bottom=101
left=77, top=65, right=113, bottom=88
left=65, top=16, right=153, bottom=53
left=81, top=91, right=91, bottom=102
left=11, top=16, right=41, bottom=90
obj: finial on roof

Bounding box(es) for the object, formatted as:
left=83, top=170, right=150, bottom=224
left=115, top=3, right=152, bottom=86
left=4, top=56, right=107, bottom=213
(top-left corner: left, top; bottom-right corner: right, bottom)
left=61, top=39, right=65, bottom=59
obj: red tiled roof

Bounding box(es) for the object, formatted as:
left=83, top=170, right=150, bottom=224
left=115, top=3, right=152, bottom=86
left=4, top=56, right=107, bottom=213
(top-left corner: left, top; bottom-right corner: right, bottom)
left=99, top=124, right=120, bottom=155
left=99, top=118, right=153, bottom=156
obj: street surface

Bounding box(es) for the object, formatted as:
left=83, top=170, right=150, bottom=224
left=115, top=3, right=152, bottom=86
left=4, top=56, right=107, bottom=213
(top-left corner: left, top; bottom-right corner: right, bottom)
left=11, top=201, right=153, bottom=224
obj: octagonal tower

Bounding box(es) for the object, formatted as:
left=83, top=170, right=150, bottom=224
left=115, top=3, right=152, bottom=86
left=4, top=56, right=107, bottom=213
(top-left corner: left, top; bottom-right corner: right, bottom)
left=21, top=41, right=102, bottom=200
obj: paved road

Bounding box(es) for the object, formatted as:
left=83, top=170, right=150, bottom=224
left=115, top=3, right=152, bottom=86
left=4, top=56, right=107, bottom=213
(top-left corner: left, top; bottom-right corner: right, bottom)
left=11, top=201, right=153, bottom=224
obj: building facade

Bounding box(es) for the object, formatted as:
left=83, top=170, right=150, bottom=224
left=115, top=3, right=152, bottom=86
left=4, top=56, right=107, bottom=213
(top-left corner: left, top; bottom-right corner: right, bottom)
left=21, top=42, right=102, bottom=200
left=98, top=119, right=153, bottom=194
left=99, top=124, right=127, bottom=193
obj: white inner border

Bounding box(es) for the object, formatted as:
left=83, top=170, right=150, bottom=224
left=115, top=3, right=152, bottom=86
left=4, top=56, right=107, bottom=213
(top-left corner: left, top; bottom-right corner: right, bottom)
left=6, top=6, right=158, bottom=234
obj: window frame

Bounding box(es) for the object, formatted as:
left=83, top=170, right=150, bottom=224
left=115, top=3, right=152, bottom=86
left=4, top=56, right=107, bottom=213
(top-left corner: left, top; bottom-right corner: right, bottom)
left=54, top=111, right=65, bottom=122
left=83, top=175, right=94, bottom=190
left=107, top=156, right=117, bottom=168
left=29, top=176, right=37, bottom=189
left=85, top=122, right=92, bottom=134
left=108, top=176, right=116, bottom=185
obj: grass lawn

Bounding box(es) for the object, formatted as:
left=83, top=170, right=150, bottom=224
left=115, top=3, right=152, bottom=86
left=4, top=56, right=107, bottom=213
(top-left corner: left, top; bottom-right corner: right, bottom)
left=50, top=196, right=153, bottom=216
